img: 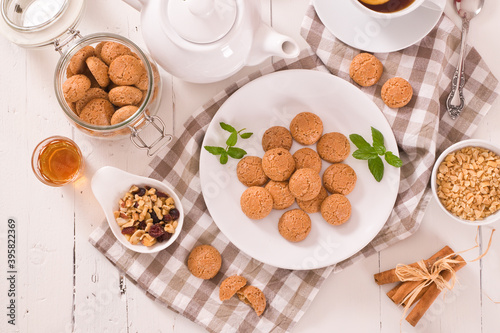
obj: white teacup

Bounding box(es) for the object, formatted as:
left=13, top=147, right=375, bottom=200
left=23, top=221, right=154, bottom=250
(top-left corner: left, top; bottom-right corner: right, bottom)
left=352, top=0, right=425, bottom=19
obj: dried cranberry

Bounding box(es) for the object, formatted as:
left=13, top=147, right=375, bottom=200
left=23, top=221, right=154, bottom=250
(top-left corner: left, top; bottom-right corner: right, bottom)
left=148, top=224, right=165, bottom=238
left=134, top=202, right=139, bottom=208
left=145, top=185, right=151, bottom=190
left=137, top=187, right=146, bottom=196
left=137, top=221, right=147, bottom=230
left=163, top=214, right=172, bottom=222
left=151, top=210, right=160, bottom=224
left=156, top=232, right=172, bottom=243
left=169, top=208, right=180, bottom=220
left=121, top=227, right=136, bottom=235
left=157, top=191, right=169, bottom=198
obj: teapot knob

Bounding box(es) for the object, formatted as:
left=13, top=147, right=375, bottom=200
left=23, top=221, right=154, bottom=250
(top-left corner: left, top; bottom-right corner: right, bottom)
left=188, top=0, right=215, bottom=17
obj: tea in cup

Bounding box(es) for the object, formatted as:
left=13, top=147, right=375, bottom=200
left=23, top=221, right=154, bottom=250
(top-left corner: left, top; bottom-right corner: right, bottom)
left=353, top=0, right=425, bottom=19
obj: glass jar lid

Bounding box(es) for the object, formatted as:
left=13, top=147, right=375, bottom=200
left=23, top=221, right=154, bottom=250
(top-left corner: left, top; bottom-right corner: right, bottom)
left=0, top=0, right=85, bottom=47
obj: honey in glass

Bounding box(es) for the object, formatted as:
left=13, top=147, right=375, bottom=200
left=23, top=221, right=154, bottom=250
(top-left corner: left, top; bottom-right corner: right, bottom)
left=32, top=136, right=84, bottom=186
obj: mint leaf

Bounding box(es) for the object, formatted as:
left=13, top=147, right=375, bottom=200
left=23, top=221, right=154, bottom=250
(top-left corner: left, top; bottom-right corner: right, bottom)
left=204, top=146, right=226, bottom=155
left=220, top=122, right=236, bottom=133
left=349, top=134, right=372, bottom=150
left=352, top=147, right=378, bottom=160
left=385, top=151, right=403, bottom=167
left=227, top=147, right=247, bottom=159
left=371, top=127, right=385, bottom=155
left=239, top=132, right=253, bottom=139
left=226, top=132, right=238, bottom=147
left=368, top=156, right=384, bottom=182
left=220, top=153, right=228, bottom=164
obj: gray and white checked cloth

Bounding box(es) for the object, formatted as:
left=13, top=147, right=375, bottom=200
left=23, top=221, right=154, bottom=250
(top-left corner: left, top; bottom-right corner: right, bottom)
left=89, top=5, right=499, bottom=332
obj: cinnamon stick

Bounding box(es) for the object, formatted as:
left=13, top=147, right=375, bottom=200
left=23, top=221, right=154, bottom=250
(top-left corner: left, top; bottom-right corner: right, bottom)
left=405, top=255, right=467, bottom=327
left=386, top=246, right=454, bottom=304
left=375, top=246, right=453, bottom=285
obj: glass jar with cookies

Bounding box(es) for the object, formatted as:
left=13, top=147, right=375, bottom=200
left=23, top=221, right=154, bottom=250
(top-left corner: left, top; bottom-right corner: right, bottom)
left=0, top=0, right=172, bottom=156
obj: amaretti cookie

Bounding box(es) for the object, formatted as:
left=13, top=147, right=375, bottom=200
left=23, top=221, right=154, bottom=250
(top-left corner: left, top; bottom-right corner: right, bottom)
left=288, top=168, right=322, bottom=201
left=236, top=156, right=268, bottom=187
left=323, top=163, right=357, bottom=195
left=264, top=181, right=295, bottom=210
left=297, top=186, right=328, bottom=214
left=63, top=74, right=91, bottom=103
left=349, top=53, right=383, bottom=87
left=100, top=42, right=133, bottom=65
left=79, top=98, right=115, bottom=126
left=86, top=56, right=110, bottom=88
left=381, top=77, right=413, bottom=108
left=289, top=112, right=323, bottom=145
left=75, top=88, right=109, bottom=115
left=278, top=209, right=311, bottom=242
left=68, top=45, right=95, bottom=75
left=321, top=194, right=351, bottom=225
left=109, top=86, right=143, bottom=107
left=261, top=126, right=293, bottom=151
left=317, top=132, right=350, bottom=163
left=261, top=148, right=296, bottom=181
left=237, top=285, right=267, bottom=316
left=240, top=187, right=273, bottom=220
left=108, top=55, right=143, bottom=86
left=111, top=105, right=138, bottom=125
left=293, top=147, right=322, bottom=173
left=219, top=275, right=247, bottom=301
left=187, top=245, right=222, bottom=280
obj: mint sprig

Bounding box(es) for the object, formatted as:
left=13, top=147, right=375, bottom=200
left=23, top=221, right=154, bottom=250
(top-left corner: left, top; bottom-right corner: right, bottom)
left=204, top=122, right=253, bottom=164
left=349, top=127, right=402, bottom=182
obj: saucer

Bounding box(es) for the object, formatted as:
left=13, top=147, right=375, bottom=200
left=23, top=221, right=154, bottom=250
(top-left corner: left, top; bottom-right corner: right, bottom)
left=313, top=0, right=446, bottom=53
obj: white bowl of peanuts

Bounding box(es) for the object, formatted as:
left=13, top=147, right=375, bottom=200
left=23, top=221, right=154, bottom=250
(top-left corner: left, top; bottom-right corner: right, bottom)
left=431, top=139, right=500, bottom=226
left=91, top=166, right=184, bottom=253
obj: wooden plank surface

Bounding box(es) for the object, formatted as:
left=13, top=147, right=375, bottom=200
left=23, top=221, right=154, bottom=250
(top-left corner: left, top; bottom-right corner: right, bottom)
left=1, top=0, right=499, bottom=332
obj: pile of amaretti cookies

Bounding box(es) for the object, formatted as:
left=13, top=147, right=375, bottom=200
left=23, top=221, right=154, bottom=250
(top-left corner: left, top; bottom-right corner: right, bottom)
left=237, top=111, right=357, bottom=243
left=62, top=41, right=153, bottom=126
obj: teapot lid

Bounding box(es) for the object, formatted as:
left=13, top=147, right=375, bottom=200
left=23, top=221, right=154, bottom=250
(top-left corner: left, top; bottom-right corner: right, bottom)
left=167, top=0, right=237, bottom=44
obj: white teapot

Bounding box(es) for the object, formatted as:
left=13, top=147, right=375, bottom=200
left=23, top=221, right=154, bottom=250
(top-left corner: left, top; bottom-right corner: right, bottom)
left=123, top=0, right=300, bottom=83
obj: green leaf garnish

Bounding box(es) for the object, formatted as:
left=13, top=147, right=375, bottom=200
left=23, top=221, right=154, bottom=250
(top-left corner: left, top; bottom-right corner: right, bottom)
left=208, top=122, right=252, bottom=164
left=350, top=127, right=402, bottom=181
left=226, top=132, right=238, bottom=147
left=352, top=147, right=378, bottom=160
left=227, top=147, right=247, bottom=159
left=368, top=156, right=384, bottom=182
left=385, top=151, right=403, bottom=167
left=220, top=122, right=236, bottom=133
left=204, top=146, right=226, bottom=155
left=220, top=153, right=228, bottom=164
left=349, top=134, right=372, bottom=150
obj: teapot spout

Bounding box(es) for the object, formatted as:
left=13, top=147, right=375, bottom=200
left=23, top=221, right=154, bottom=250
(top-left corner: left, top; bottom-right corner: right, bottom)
left=246, top=24, right=300, bottom=67
left=122, top=0, right=149, bottom=11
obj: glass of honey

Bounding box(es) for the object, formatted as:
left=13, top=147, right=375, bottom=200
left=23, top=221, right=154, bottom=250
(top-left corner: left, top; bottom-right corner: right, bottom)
left=31, top=136, right=84, bottom=187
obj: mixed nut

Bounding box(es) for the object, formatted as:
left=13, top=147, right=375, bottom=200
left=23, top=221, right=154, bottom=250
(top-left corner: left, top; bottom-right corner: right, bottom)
left=114, top=185, right=180, bottom=246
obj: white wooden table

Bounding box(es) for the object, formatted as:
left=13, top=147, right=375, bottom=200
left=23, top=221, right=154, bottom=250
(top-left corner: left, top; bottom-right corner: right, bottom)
left=1, top=0, right=500, bottom=332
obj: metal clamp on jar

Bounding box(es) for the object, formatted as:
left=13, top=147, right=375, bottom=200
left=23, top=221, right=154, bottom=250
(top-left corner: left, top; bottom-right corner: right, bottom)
left=0, top=0, right=172, bottom=156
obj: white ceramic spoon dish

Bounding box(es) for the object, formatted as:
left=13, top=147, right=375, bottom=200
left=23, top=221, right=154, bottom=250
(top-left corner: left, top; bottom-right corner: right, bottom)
left=91, top=166, right=184, bottom=253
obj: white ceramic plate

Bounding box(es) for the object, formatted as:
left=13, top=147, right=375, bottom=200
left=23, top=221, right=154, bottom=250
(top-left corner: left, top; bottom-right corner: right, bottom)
left=313, top=0, right=446, bottom=53
left=199, top=70, right=400, bottom=270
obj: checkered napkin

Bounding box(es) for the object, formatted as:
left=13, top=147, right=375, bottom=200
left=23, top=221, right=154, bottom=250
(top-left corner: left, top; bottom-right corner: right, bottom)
left=89, top=7, right=499, bottom=333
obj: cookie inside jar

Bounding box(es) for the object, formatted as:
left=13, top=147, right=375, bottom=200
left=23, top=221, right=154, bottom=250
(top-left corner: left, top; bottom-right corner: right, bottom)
left=55, top=34, right=161, bottom=137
